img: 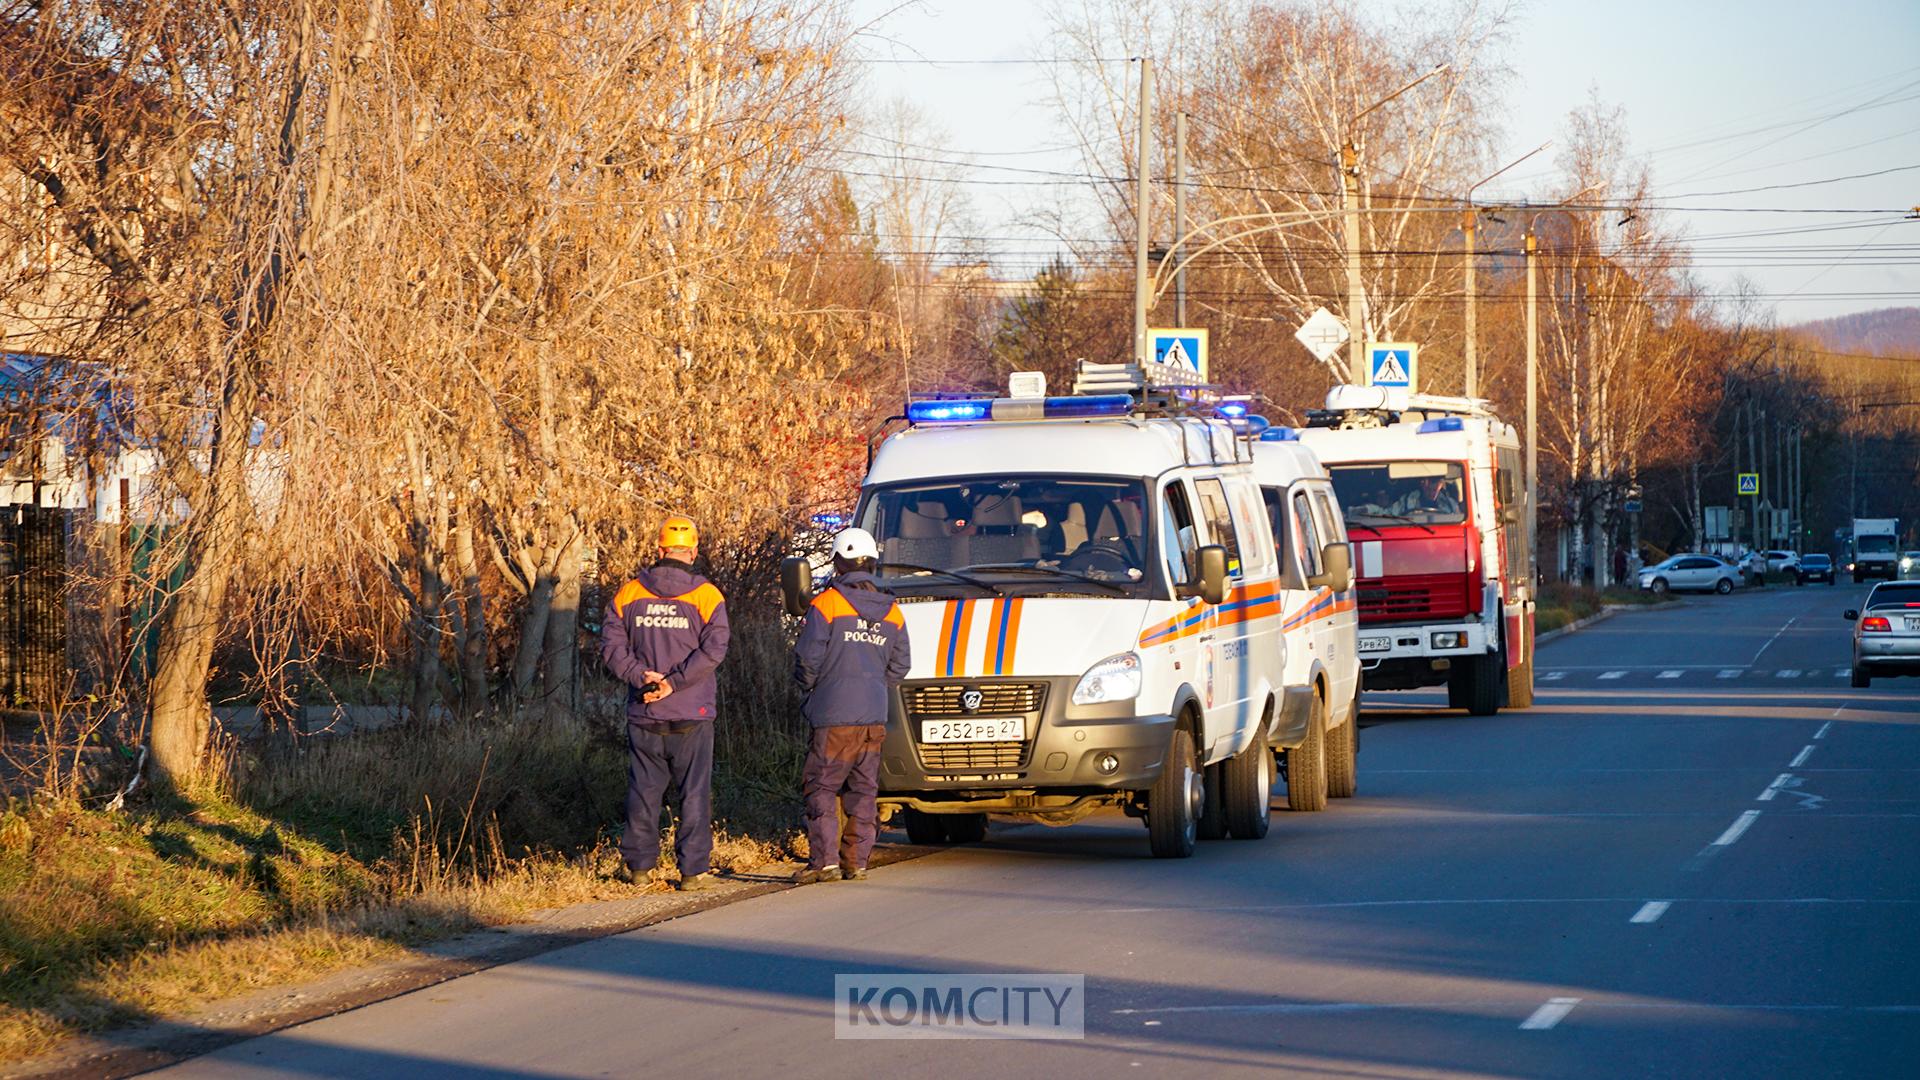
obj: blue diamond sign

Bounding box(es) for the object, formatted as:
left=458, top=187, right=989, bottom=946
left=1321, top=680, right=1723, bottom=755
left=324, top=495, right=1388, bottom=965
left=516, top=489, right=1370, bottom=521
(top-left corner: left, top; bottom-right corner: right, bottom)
left=1366, top=343, right=1417, bottom=390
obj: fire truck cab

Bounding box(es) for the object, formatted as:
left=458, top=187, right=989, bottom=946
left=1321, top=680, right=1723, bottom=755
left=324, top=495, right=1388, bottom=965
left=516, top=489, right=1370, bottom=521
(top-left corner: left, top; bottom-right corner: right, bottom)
left=1290, top=385, right=1534, bottom=714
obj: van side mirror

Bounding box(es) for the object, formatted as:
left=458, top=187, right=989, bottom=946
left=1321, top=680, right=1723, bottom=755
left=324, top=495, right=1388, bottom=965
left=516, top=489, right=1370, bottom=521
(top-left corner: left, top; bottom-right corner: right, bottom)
left=1311, top=542, right=1353, bottom=592
left=781, top=557, right=815, bottom=617
left=1182, top=545, right=1229, bottom=605
left=1844, top=609, right=1859, bottom=621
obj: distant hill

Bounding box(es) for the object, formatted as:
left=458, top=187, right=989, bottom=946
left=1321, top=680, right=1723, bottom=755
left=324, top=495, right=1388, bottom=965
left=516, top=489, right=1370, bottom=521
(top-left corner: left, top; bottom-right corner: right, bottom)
left=1791, top=307, right=1920, bottom=358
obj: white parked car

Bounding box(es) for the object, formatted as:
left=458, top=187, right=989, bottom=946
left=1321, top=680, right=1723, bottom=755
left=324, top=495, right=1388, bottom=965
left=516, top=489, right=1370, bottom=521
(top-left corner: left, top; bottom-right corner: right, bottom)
left=1639, top=553, right=1741, bottom=594
left=1763, top=550, right=1799, bottom=573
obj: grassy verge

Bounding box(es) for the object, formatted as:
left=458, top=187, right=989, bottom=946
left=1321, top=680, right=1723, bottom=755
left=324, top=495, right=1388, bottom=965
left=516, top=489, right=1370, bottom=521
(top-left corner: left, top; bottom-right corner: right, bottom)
left=1535, top=581, right=1676, bottom=636
left=0, top=620, right=810, bottom=1063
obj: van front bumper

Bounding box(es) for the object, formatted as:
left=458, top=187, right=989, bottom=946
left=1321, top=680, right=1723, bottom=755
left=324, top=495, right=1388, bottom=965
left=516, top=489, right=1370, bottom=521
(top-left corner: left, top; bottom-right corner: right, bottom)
left=878, top=676, right=1176, bottom=800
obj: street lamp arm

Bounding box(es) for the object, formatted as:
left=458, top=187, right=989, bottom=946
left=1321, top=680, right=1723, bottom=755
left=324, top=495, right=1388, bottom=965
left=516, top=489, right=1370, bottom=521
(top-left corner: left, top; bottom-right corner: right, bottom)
left=1348, top=64, right=1451, bottom=129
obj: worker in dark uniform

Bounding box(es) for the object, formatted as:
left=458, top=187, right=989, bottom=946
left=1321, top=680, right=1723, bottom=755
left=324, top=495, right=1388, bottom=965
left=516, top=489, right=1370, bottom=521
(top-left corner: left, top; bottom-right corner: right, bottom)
left=601, top=515, right=730, bottom=890
left=791, top=528, right=910, bottom=883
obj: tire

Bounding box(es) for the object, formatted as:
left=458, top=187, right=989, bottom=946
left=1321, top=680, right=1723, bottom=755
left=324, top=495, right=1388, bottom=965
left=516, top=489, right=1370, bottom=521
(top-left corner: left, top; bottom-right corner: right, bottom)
left=902, top=808, right=948, bottom=846
left=1507, top=652, right=1535, bottom=709
left=1325, top=701, right=1357, bottom=799
left=1852, top=666, right=1871, bottom=689
left=1715, top=577, right=1733, bottom=594
left=1650, top=577, right=1669, bottom=594
left=1198, top=760, right=1228, bottom=840
left=1222, top=725, right=1273, bottom=838
left=1286, top=693, right=1329, bottom=812
left=1147, top=727, right=1200, bottom=858
left=944, top=813, right=988, bottom=844
left=1450, top=652, right=1503, bottom=716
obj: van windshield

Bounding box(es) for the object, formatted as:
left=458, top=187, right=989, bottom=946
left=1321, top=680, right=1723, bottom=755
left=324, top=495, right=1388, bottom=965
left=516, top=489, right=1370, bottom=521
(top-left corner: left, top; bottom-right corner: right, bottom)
left=856, top=476, right=1153, bottom=597
left=1327, top=462, right=1468, bottom=526
left=1858, top=535, right=1896, bottom=554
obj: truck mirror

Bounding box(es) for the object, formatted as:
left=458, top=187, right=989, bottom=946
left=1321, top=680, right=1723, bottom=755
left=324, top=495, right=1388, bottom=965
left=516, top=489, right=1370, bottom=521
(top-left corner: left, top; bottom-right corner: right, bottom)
left=1183, top=545, right=1229, bottom=605
left=781, top=557, right=814, bottom=617
left=1311, top=542, right=1353, bottom=592
left=1843, top=609, right=1858, bottom=621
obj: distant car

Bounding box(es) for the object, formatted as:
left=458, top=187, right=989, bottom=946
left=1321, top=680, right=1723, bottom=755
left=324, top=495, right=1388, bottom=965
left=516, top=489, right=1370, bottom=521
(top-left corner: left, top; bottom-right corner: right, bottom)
left=1796, top=553, right=1836, bottom=585
left=1901, top=551, right=1920, bottom=580
left=1847, top=581, right=1920, bottom=687
left=1764, top=550, right=1799, bottom=572
left=1639, top=553, right=1741, bottom=594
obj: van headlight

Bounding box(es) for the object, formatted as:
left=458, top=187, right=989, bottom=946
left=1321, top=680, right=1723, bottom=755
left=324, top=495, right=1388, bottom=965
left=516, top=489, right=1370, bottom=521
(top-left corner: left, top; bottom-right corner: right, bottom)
left=1072, top=652, right=1142, bottom=705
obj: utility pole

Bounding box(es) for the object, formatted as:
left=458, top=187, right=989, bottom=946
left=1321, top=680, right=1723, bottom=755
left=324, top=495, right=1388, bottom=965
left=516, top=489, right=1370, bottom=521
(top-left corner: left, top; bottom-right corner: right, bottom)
left=1174, top=110, right=1187, bottom=327
left=1747, top=400, right=1760, bottom=553
left=1463, top=208, right=1477, bottom=398
left=1133, top=57, right=1152, bottom=364
left=1524, top=229, right=1538, bottom=585
left=1341, top=140, right=1366, bottom=384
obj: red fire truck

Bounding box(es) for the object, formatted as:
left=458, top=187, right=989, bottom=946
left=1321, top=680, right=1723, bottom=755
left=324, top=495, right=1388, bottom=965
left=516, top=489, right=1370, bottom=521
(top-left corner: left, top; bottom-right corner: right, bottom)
left=1287, top=386, right=1534, bottom=714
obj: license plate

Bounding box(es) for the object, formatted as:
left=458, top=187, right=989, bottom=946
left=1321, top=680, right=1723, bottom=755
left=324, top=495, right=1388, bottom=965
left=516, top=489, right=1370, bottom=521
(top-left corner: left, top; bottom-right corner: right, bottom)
left=1358, top=636, right=1392, bottom=653
left=1907, top=617, right=1920, bottom=632
left=921, top=717, right=1024, bottom=744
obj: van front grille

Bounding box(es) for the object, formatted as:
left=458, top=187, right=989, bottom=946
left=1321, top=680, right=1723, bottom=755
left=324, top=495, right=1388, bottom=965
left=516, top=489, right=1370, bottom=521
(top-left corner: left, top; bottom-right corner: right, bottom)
left=902, top=682, right=1046, bottom=716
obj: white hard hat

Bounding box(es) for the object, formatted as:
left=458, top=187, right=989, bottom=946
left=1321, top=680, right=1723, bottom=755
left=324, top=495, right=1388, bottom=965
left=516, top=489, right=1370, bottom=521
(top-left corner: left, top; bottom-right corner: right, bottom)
left=833, top=527, right=879, bottom=562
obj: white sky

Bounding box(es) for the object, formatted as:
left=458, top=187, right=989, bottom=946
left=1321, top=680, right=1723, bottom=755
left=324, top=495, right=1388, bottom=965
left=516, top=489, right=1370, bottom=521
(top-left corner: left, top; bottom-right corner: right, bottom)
left=846, top=0, right=1920, bottom=325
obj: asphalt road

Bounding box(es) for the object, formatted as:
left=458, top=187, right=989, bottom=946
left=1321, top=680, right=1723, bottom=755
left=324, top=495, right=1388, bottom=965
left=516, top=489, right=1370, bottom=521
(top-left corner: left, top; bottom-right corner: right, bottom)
left=157, top=581, right=1919, bottom=1079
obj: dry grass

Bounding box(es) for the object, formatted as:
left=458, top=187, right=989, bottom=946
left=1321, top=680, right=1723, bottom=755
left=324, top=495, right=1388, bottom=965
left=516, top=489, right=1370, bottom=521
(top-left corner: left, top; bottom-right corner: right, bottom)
left=0, top=617, right=815, bottom=1064
left=1536, top=581, right=1675, bottom=634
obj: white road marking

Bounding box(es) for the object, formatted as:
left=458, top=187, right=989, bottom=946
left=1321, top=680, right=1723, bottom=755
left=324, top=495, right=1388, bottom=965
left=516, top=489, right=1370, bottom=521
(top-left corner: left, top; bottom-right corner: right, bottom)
left=1757, top=773, right=1793, bottom=801
left=1751, top=615, right=1797, bottom=666
left=1630, top=901, right=1671, bottom=924
left=1790, top=745, right=1815, bottom=768
left=1834, top=668, right=1849, bottom=678
left=1713, top=810, right=1762, bottom=847
left=1718, top=669, right=1743, bottom=679
left=1777, top=669, right=1802, bottom=678
left=1815, top=721, right=1833, bottom=739
left=1599, top=670, right=1628, bottom=680
left=1520, top=997, right=1581, bottom=1030
left=1541, top=671, right=1567, bottom=681
left=1658, top=670, right=1683, bottom=679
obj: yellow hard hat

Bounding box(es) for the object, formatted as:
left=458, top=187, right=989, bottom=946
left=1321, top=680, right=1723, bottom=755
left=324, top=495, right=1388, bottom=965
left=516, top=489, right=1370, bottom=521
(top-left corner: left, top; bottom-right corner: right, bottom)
left=658, top=515, right=699, bottom=548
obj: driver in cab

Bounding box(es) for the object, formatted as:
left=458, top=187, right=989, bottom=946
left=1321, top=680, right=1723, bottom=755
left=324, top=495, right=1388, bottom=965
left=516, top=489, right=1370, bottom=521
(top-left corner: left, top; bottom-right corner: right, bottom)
left=1393, top=474, right=1461, bottom=517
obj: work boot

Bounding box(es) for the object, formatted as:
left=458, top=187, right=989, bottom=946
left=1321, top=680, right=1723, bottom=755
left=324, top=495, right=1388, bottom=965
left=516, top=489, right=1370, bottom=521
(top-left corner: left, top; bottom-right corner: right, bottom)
left=612, top=864, right=655, bottom=886
left=792, top=865, right=840, bottom=884
left=677, top=872, right=721, bottom=892
left=841, top=866, right=869, bottom=882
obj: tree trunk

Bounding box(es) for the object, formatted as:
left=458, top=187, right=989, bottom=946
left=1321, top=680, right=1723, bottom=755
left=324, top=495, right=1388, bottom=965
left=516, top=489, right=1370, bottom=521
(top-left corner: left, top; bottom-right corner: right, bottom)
left=541, top=521, right=585, bottom=723
left=510, top=544, right=557, bottom=700
left=451, top=508, right=489, bottom=719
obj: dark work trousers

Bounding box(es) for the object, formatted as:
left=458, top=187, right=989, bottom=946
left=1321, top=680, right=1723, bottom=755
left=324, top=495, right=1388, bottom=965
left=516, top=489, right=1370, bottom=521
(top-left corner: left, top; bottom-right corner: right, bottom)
left=622, top=720, right=714, bottom=876
left=802, top=724, right=886, bottom=871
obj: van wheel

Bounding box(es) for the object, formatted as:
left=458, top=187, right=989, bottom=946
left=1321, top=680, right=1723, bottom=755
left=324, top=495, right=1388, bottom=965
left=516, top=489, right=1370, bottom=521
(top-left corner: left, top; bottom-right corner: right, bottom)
left=1715, top=577, right=1733, bottom=594
left=1148, top=728, right=1200, bottom=858
left=1852, top=667, right=1871, bottom=689
left=944, top=813, right=988, bottom=844
left=902, top=808, right=948, bottom=845
left=1198, top=759, right=1228, bottom=840
left=1286, top=694, right=1329, bottom=811
left=1223, top=726, right=1272, bottom=838
left=1650, top=577, right=1669, bottom=594
left=1326, top=705, right=1357, bottom=799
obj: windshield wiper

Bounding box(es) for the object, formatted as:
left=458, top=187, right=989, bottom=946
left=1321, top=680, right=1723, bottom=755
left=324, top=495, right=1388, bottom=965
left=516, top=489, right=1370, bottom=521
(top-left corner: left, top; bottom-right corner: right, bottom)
left=877, top=562, right=1005, bottom=595
left=960, top=563, right=1130, bottom=595
left=1354, top=511, right=1437, bottom=535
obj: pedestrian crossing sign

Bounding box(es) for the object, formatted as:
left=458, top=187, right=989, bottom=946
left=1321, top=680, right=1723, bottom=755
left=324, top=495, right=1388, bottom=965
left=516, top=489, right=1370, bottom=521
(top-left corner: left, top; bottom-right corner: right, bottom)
left=1737, top=473, right=1759, bottom=496
left=1366, top=343, right=1418, bottom=390
left=1148, top=328, right=1209, bottom=378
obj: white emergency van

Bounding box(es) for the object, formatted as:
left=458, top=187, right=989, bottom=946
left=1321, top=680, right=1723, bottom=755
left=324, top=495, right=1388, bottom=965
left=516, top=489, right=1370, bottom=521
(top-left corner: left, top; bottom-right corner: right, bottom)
left=783, top=373, right=1353, bottom=858
left=1251, top=439, right=1362, bottom=804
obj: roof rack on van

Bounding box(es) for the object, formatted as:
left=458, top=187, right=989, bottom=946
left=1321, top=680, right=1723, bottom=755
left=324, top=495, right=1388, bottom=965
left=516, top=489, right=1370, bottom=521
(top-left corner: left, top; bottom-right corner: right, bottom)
left=1305, top=384, right=1496, bottom=430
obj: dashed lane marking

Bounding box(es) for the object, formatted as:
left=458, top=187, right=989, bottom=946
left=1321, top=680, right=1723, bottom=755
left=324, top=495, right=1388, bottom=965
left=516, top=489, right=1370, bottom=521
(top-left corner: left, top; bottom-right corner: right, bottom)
left=1815, top=721, right=1833, bottom=739
left=1719, top=669, right=1743, bottom=679
left=1541, top=671, right=1566, bottom=681
left=1758, top=773, right=1793, bottom=801
left=1790, top=745, right=1815, bottom=768
left=1713, top=810, right=1762, bottom=846
left=1658, top=670, right=1683, bottom=679
left=1599, top=670, right=1627, bottom=680
left=1777, top=669, right=1802, bottom=678
left=1630, top=901, right=1671, bottom=924
left=1520, top=997, right=1581, bottom=1030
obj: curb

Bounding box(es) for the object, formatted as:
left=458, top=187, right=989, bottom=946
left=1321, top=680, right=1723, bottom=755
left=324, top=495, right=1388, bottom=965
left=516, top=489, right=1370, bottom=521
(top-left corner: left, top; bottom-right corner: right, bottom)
left=1535, top=603, right=1632, bottom=647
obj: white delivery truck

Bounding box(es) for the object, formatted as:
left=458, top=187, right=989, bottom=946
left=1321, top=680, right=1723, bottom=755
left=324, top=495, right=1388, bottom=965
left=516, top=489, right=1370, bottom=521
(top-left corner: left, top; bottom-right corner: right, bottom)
left=1851, top=518, right=1900, bottom=581
left=1292, top=386, right=1535, bottom=715
left=784, top=371, right=1355, bottom=858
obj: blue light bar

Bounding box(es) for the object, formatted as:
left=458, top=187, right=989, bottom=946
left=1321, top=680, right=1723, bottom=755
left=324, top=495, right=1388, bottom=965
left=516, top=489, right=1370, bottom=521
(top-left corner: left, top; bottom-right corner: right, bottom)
left=1244, top=415, right=1272, bottom=434
left=1259, top=427, right=1301, bottom=442
left=1042, top=394, right=1133, bottom=418
left=1418, top=417, right=1465, bottom=433
left=1216, top=401, right=1249, bottom=419
left=907, top=399, right=992, bottom=423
